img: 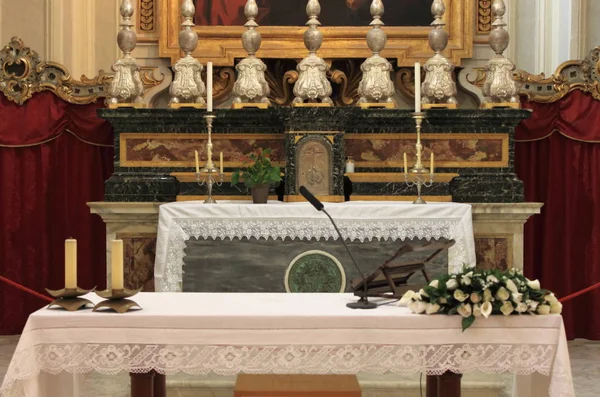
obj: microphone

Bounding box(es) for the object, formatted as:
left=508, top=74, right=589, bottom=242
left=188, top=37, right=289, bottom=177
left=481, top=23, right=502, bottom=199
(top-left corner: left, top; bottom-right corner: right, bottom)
left=299, top=186, right=377, bottom=310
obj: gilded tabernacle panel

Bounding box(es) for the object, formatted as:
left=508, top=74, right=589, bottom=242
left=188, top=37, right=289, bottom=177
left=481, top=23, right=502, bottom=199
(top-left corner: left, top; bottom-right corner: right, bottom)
left=120, top=133, right=285, bottom=167
left=345, top=133, right=509, bottom=168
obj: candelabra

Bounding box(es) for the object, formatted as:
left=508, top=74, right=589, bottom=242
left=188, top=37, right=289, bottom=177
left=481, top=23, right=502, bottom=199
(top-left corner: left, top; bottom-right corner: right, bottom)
left=196, top=114, right=223, bottom=204
left=404, top=113, right=435, bottom=204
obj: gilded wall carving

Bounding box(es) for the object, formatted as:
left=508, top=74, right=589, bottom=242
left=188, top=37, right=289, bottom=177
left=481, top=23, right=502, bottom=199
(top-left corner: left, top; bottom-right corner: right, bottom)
left=139, top=0, right=155, bottom=32
left=477, top=0, right=492, bottom=34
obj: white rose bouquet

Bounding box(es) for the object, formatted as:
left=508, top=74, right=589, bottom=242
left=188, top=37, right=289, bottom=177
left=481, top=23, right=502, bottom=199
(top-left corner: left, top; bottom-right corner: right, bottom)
left=400, top=267, right=561, bottom=331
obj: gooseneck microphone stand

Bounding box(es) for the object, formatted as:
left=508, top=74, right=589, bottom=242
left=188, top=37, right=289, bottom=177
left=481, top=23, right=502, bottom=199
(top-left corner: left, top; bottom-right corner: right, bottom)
left=299, top=186, right=377, bottom=310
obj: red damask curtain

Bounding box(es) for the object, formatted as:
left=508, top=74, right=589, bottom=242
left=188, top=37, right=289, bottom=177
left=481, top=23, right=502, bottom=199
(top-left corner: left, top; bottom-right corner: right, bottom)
left=0, top=91, right=113, bottom=335
left=516, top=90, right=600, bottom=340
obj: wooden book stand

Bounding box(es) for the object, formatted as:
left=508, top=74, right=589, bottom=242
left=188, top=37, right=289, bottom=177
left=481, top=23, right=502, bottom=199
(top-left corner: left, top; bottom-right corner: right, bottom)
left=351, top=239, right=456, bottom=299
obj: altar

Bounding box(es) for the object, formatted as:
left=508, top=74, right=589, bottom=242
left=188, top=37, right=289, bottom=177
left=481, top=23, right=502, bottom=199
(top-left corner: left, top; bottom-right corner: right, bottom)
left=0, top=293, right=575, bottom=397
left=154, top=201, right=476, bottom=292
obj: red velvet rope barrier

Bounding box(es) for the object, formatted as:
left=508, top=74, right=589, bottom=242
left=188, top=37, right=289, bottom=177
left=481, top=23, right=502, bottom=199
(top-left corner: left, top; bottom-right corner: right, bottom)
left=0, top=274, right=598, bottom=305
left=559, top=281, right=600, bottom=303
left=0, top=275, right=53, bottom=303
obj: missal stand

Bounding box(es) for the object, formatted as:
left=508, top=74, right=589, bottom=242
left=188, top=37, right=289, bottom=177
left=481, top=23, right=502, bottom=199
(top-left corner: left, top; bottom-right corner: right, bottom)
left=351, top=239, right=456, bottom=299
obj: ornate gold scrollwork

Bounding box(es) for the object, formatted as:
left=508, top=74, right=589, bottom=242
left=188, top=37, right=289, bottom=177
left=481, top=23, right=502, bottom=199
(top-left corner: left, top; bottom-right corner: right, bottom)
left=514, top=47, right=600, bottom=103
left=478, top=0, right=493, bottom=34
left=139, top=0, right=155, bottom=32
left=0, top=37, right=112, bottom=105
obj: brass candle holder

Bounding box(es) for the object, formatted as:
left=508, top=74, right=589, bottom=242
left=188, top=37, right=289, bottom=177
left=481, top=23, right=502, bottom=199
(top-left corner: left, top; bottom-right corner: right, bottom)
left=197, top=113, right=224, bottom=204
left=93, top=287, right=142, bottom=314
left=404, top=112, right=435, bottom=204
left=46, top=287, right=96, bottom=311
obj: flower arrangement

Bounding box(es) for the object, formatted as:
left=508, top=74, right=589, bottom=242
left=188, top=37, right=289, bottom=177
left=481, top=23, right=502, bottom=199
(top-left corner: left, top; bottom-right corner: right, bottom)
left=231, top=148, right=281, bottom=188
left=400, top=267, right=562, bottom=331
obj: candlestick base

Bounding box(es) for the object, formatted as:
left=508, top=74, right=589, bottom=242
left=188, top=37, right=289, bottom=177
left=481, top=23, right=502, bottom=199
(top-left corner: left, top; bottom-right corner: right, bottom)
left=107, top=103, right=148, bottom=109
left=422, top=103, right=458, bottom=110
left=232, top=102, right=269, bottom=109
left=93, top=288, right=142, bottom=313
left=168, top=103, right=207, bottom=109
left=358, top=102, right=396, bottom=109
left=46, top=287, right=96, bottom=311
left=481, top=102, right=520, bottom=109
left=291, top=102, right=333, bottom=107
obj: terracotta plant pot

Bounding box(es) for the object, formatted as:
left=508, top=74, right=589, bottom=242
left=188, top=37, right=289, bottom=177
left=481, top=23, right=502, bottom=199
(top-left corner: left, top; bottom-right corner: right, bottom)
left=251, top=184, right=270, bottom=204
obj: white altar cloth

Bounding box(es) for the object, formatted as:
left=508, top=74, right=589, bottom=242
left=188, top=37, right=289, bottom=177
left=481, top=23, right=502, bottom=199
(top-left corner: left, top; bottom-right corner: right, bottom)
left=1, top=293, right=574, bottom=397
left=154, top=201, right=476, bottom=292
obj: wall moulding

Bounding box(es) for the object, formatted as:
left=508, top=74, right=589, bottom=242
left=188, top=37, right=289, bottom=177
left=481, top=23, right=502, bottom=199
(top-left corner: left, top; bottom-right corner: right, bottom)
left=158, top=0, right=474, bottom=67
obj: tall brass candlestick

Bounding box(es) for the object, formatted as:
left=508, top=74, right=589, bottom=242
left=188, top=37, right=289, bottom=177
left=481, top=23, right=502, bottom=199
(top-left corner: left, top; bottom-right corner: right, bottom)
left=196, top=113, right=224, bottom=203
left=404, top=112, right=435, bottom=204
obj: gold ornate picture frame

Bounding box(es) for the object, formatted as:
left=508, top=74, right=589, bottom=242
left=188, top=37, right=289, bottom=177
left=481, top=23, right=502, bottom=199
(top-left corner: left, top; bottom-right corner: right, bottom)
left=159, top=0, right=474, bottom=66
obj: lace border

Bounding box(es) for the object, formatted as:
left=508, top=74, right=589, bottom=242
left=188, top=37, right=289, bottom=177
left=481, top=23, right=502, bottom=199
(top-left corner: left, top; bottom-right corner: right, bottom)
left=159, top=218, right=472, bottom=292
left=1, top=343, right=573, bottom=397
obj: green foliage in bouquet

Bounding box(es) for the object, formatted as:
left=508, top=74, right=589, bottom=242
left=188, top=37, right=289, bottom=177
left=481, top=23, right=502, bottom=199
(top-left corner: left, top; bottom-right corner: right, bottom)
left=400, top=267, right=562, bottom=331
left=231, top=148, right=281, bottom=188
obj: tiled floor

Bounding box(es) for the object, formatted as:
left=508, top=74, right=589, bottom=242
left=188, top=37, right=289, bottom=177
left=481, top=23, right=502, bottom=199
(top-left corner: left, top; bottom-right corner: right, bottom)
left=1, top=336, right=598, bottom=396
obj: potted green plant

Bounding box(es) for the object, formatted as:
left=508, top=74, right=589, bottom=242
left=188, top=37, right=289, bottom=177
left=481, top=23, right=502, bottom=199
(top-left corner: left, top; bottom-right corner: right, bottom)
left=231, top=148, right=281, bottom=203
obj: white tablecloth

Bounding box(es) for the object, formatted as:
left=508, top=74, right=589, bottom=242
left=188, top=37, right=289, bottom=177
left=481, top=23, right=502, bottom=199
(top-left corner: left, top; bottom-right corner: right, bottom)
left=154, top=201, right=476, bottom=292
left=1, top=293, right=574, bottom=397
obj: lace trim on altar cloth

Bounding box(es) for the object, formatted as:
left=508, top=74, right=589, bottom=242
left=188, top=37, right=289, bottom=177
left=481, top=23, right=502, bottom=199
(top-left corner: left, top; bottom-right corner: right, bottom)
left=160, top=218, right=472, bottom=292
left=0, top=343, right=573, bottom=397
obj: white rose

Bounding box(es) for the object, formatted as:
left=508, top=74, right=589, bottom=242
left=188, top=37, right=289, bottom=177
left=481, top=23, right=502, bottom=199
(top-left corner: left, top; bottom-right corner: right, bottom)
left=425, top=303, right=441, bottom=315
left=453, top=289, right=469, bottom=302
left=429, top=280, right=439, bottom=289
left=550, top=301, right=563, bottom=314
left=481, top=301, right=493, bottom=318
left=505, top=279, right=519, bottom=293
left=457, top=303, right=473, bottom=318
left=483, top=289, right=493, bottom=302
left=511, top=292, right=523, bottom=303
left=465, top=271, right=474, bottom=278
left=544, top=294, right=558, bottom=304
left=500, top=301, right=514, bottom=316
left=473, top=303, right=482, bottom=317
left=527, top=279, right=541, bottom=290
left=408, top=300, right=428, bottom=314
left=470, top=293, right=482, bottom=304
left=526, top=299, right=539, bottom=312
left=462, top=276, right=472, bottom=286
left=419, top=288, right=429, bottom=298
left=398, top=290, right=416, bottom=305
left=496, top=287, right=510, bottom=302
left=515, top=302, right=528, bottom=313
left=537, top=304, right=551, bottom=315
left=446, top=279, right=459, bottom=290
left=486, top=275, right=499, bottom=283
left=439, top=297, right=448, bottom=304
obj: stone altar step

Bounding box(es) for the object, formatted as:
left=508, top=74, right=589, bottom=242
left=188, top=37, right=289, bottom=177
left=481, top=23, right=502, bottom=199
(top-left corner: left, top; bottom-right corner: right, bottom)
left=165, top=373, right=508, bottom=397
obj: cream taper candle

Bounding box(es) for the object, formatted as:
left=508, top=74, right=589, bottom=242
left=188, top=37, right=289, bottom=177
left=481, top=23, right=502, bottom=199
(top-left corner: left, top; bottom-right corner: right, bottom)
left=64, top=239, right=77, bottom=289
left=111, top=240, right=124, bottom=290
left=431, top=152, right=435, bottom=174
left=415, top=62, right=421, bottom=113
left=220, top=152, right=223, bottom=173
left=207, top=62, right=213, bottom=112
left=195, top=150, right=200, bottom=173
left=403, top=153, right=408, bottom=174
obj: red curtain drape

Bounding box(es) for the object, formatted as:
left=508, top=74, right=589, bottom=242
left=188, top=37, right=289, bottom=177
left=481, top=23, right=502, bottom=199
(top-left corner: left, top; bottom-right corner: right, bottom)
left=0, top=91, right=113, bottom=335
left=516, top=90, right=600, bottom=340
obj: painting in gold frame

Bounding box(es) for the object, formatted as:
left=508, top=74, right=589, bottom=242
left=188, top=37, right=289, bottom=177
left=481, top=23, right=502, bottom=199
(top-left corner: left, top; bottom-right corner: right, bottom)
left=159, top=0, right=474, bottom=66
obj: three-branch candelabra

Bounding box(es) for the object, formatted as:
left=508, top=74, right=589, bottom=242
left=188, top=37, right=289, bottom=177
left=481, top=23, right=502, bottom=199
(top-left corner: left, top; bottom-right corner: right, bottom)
left=404, top=112, right=435, bottom=204
left=196, top=113, right=223, bottom=203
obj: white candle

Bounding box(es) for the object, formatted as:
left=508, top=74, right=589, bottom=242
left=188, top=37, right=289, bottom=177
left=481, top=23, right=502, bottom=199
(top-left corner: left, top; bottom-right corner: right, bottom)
left=403, top=153, right=408, bottom=174
left=345, top=160, right=354, bottom=173
left=220, top=152, right=223, bottom=173
left=111, top=240, right=124, bottom=290
left=194, top=150, right=200, bottom=173
left=207, top=62, right=213, bottom=112
left=64, top=239, right=77, bottom=289
left=415, top=62, right=421, bottom=113
left=431, top=152, right=435, bottom=174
